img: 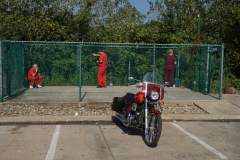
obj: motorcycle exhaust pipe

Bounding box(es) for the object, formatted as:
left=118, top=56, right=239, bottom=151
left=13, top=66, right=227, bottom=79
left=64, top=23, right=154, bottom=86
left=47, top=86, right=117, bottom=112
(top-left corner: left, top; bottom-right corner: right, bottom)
left=115, top=112, right=130, bottom=127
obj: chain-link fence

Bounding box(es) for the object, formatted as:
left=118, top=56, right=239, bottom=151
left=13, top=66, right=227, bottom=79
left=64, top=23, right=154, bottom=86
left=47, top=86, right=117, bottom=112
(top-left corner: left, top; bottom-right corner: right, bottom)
left=0, top=40, right=224, bottom=102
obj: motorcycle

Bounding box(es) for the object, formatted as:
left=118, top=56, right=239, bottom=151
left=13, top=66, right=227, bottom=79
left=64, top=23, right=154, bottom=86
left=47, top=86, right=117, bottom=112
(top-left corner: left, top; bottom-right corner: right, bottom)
left=111, top=72, right=167, bottom=147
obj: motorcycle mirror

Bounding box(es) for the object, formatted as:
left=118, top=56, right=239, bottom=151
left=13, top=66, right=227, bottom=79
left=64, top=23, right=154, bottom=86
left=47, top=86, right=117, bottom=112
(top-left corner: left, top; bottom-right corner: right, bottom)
left=136, top=83, right=142, bottom=88
left=128, top=77, right=134, bottom=80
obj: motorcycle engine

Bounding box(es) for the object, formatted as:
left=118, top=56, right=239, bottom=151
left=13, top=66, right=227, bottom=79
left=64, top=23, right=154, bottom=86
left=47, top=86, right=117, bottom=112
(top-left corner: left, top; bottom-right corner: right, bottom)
left=127, top=103, right=141, bottom=127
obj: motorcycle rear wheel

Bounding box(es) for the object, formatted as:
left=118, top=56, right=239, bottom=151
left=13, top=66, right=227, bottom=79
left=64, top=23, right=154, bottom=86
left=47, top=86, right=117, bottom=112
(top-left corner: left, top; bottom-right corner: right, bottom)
left=143, top=113, right=162, bottom=147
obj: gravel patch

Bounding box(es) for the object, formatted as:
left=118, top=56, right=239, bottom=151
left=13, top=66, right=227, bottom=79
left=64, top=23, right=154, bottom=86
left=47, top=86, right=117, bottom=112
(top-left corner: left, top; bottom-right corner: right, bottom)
left=0, top=103, right=208, bottom=117
left=162, top=103, right=208, bottom=115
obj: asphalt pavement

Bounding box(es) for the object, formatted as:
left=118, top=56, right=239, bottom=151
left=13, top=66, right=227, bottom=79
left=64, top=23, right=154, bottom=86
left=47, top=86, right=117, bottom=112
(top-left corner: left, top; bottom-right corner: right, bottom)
left=0, top=94, right=239, bottom=124
left=2, top=122, right=239, bottom=160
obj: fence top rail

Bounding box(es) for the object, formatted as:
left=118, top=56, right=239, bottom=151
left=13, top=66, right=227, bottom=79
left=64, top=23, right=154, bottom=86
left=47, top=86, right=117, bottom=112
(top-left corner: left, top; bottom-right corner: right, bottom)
left=2, top=40, right=223, bottom=47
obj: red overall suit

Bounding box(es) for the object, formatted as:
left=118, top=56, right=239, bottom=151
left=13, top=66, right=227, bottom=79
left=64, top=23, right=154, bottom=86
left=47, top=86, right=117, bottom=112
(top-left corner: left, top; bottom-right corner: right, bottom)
left=164, top=54, right=176, bottom=87
left=98, top=52, right=108, bottom=87
left=27, top=68, right=43, bottom=87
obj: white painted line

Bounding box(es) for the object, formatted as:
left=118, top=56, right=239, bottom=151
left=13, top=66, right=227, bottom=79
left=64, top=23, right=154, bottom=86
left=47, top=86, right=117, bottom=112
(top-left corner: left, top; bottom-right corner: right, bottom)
left=45, top=125, right=61, bottom=160
left=171, top=122, right=228, bottom=160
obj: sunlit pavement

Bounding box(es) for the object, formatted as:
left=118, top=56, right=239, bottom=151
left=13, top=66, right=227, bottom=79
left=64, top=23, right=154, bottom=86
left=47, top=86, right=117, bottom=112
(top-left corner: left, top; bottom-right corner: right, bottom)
left=1, top=122, right=239, bottom=160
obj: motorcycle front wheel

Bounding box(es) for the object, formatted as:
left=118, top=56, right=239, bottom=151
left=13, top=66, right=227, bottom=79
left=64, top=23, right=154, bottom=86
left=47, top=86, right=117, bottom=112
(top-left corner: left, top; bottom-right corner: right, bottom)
left=143, top=113, right=162, bottom=147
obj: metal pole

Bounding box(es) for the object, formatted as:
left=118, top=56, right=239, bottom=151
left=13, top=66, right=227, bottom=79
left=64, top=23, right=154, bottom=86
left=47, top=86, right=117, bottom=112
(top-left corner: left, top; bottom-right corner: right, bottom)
left=153, top=44, right=156, bottom=82
left=205, top=45, right=210, bottom=95
left=219, top=44, right=224, bottom=100
left=177, top=47, right=180, bottom=78
left=128, top=50, right=130, bottom=77
left=209, top=50, right=212, bottom=93
left=128, top=48, right=131, bottom=85
left=197, top=13, right=201, bottom=91
left=194, top=13, right=201, bottom=92
left=197, top=13, right=201, bottom=43
left=194, top=51, right=198, bottom=92
left=0, top=39, right=2, bottom=102
left=22, top=44, right=24, bottom=87
left=78, top=44, right=82, bottom=101
left=7, top=42, right=11, bottom=96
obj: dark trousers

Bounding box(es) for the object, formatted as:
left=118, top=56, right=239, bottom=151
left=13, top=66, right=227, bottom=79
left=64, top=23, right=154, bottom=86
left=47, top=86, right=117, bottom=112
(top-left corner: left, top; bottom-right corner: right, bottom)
left=164, top=65, right=174, bottom=87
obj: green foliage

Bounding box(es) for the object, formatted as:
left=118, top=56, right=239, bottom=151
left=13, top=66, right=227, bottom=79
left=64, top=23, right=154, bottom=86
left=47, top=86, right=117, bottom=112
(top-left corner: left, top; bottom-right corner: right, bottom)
left=24, top=44, right=78, bottom=86
left=223, top=67, right=240, bottom=93
left=0, top=0, right=239, bottom=93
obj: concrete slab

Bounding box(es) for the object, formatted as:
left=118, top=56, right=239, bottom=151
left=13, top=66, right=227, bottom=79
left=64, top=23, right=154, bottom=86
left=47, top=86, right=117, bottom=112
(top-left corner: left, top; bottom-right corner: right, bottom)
left=5, top=86, right=80, bottom=103
left=194, top=100, right=240, bottom=115
left=54, top=125, right=113, bottom=160
left=101, top=123, right=221, bottom=160
left=222, top=94, right=240, bottom=100
left=5, top=86, right=217, bottom=103
left=222, top=94, right=240, bottom=107
left=176, top=121, right=240, bottom=159
left=0, top=125, right=54, bottom=160
left=3, top=123, right=239, bottom=160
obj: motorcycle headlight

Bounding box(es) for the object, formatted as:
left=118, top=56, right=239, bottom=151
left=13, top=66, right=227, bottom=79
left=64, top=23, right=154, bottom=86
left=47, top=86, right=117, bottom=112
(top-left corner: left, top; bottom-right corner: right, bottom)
left=150, top=91, right=159, bottom=100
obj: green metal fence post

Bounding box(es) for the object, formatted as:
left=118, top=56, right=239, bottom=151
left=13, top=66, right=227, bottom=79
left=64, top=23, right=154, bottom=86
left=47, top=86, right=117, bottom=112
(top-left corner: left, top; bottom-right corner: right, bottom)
left=177, top=47, right=180, bottom=78
left=22, top=44, right=25, bottom=87
left=153, top=44, right=156, bottom=81
left=127, top=47, right=131, bottom=85
left=6, top=42, right=11, bottom=96
left=197, top=13, right=201, bottom=43
left=194, top=50, right=199, bottom=92
left=0, top=39, right=2, bottom=102
left=194, top=12, right=201, bottom=92
left=208, top=50, right=212, bottom=93
left=78, top=44, right=82, bottom=101
left=174, top=47, right=180, bottom=87
left=219, top=44, right=224, bottom=100
left=205, top=45, right=210, bottom=95
left=128, top=48, right=131, bottom=77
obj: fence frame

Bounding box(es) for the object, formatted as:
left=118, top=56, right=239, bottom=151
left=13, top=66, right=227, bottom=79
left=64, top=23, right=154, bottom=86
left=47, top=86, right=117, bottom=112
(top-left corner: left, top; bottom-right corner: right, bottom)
left=0, top=41, right=224, bottom=102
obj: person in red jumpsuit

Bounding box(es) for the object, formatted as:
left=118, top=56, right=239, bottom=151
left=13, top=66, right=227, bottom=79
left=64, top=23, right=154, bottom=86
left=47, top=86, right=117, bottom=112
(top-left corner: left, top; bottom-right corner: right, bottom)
left=164, top=49, right=176, bottom=87
left=93, top=50, right=108, bottom=88
left=27, top=64, right=43, bottom=89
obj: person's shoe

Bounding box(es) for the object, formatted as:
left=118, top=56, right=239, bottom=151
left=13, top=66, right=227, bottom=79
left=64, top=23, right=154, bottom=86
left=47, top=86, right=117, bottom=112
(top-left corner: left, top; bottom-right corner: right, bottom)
left=29, top=85, right=33, bottom=89
left=37, top=85, right=42, bottom=88
left=96, top=85, right=102, bottom=88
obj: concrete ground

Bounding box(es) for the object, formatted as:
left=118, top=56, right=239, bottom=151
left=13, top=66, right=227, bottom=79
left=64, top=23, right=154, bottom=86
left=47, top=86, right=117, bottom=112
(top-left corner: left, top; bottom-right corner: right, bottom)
left=1, top=89, right=240, bottom=160
left=5, top=86, right=218, bottom=103
left=1, top=122, right=240, bottom=160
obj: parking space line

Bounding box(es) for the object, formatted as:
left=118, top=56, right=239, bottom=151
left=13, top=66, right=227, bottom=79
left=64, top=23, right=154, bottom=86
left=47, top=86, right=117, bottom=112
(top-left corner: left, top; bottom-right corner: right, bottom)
left=99, top=125, right=115, bottom=160
left=45, top=125, right=61, bottom=160
left=171, top=122, right=228, bottom=160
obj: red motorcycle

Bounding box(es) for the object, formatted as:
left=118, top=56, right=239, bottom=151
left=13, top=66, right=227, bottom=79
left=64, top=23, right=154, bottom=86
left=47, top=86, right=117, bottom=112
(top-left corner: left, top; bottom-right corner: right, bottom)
left=112, top=72, right=167, bottom=147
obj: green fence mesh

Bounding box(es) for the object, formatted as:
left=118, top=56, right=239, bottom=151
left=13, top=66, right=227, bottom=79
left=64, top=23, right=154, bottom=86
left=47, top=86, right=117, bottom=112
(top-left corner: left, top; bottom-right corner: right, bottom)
left=2, top=41, right=25, bottom=98
left=0, top=41, right=223, bottom=102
